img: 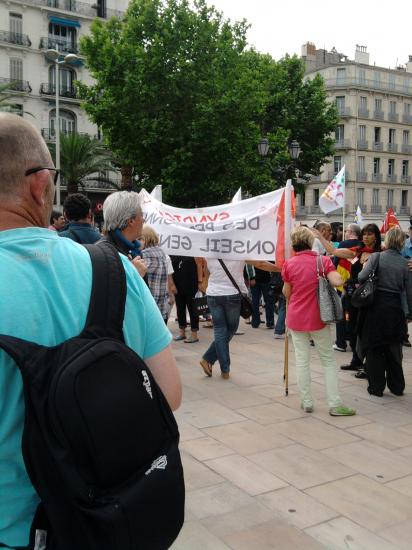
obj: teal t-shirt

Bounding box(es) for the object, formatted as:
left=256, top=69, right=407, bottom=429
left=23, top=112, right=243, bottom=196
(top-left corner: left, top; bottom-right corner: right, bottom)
left=0, top=227, right=172, bottom=547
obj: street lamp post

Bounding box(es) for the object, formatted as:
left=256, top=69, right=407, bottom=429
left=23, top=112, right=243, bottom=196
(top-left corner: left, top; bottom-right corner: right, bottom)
left=258, top=138, right=301, bottom=185
left=45, top=47, right=79, bottom=207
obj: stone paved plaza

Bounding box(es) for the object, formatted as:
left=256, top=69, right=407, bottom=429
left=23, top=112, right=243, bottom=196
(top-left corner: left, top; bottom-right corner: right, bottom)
left=169, top=317, right=412, bottom=550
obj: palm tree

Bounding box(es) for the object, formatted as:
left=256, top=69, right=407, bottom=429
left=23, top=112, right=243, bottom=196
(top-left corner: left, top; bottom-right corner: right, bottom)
left=0, top=82, right=33, bottom=116
left=60, top=132, right=114, bottom=194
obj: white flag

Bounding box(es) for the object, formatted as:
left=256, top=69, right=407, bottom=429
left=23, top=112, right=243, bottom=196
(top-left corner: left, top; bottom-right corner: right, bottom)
left=319, top=166, right=345, bottom=214
left=150, top=185, right=162, bottom=202
left=231, top=187, right=242, bottom=203
left=354, top=205, right=363, bottom=224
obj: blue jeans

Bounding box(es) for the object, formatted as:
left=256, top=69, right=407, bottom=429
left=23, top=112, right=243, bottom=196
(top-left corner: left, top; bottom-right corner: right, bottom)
left=250, top=282, right=275, bottom=327
left=275, top=295, right=286, bottom=335
left=203, top=294, right=241, bottom=373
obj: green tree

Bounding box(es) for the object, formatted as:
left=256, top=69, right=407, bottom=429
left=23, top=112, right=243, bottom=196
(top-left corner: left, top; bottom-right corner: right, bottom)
left=58, top=133, right=113, bottom=194
left=78, top=0, right=337, bottom=205
left=0, top=82, right=33, bottom=116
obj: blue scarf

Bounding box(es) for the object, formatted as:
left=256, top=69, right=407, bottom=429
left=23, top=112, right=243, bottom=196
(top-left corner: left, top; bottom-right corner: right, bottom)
left=112, top=229, right=142, bottom=258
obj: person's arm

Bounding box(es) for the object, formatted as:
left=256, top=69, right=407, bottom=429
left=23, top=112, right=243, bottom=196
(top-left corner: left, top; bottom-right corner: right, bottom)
left=167, top=274, right=177, bottom=304
left=326, top=270, right=343, bottom=287
left=145, top=345, right=182, bottom=411
left=358, top=252, right=377, bottom=283
left=283, top=281, right=291, bottom=300
left=246, top=260, right=281, bottom=272
left=312, top=230, right=356, bottom=259
left=131, top=256, right=147, bottom=278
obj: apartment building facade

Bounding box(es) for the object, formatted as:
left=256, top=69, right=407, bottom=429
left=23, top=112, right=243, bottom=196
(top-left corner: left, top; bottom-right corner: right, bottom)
left=301, top=43, right=412, bottom=228
left=0, top=0, right=128, bottom=198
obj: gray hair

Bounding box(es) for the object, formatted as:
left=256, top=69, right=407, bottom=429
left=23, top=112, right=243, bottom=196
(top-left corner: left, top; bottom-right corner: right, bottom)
left=346, top=223, right=361, bottom=238
left=0, top=113, right=51, bottom=196
left=103, top=191, right=142, bottom=231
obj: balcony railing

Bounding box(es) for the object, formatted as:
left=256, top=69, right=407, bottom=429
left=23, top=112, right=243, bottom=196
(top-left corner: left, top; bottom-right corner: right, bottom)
left=20, top=0, right=123, bottom=18
left=400, top=206, right=411, bottom=215
left=403, top=114, right=412, bottom=124
left=357, top=140, right=368, bottom=150
left=357, top=204, right=367, bottom=213
left=371, top=205, right=382, bottom=213
left=328, top=170, right=349, bottom=181
left=387, top=143, right=398, bottom=153
left=310, top=205, right=320, bottom=214
left=297, top=205, right=308, bottom=215
left=387, top=174, right=397, bottom=183
left=323, top=77, right=412, bottom=97
left=40, top=82, right=77, bottom=99
left=356, top=172, right=368, bottom=182
left=0, top=77, right=32, bottom=92
left=310, top=175, right=321, bottom=182
left=401, top=175, right=411, bottom=184
left=334, top=139, right=350, bottom=149
left=338, top=107, right=351, bottom=117
left=358, top=108, right=369, bottom=118
left=373, top=141, right=383, bottom=151
left=0, top=30, right=31, bottom=47
left=402, top=144, right=412, bottom=154
left=388, top=112, right=399, bottom=122
left=39, top=36, right=78, bottom=53
left=374, top=110, right=384, bottom=120
left=386, top=204, right=397, bottom=211
left=372, top=173, right=383, bottom=182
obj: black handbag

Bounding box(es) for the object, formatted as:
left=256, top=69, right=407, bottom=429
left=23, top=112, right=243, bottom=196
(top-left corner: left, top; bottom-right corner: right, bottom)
left=351, top=254, right=380, bottom=308
left=193, top=291, right=210, bottom=315
left=218, top=260, right=253, bottom=319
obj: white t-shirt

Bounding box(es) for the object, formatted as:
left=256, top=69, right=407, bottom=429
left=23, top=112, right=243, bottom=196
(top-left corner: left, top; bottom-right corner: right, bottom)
left=312, top=238, right=327, bottom=255
left=206, top=259, right=248, bottom=296
left=165, top=254, right=174, bottom=275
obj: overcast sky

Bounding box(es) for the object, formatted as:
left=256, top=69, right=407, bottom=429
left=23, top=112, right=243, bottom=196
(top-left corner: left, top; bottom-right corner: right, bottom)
left=206, top=0, right=412, bottom=70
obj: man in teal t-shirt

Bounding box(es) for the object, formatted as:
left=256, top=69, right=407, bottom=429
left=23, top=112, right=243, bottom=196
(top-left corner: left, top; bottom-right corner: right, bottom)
left=0, top=113, right=182, bottom=548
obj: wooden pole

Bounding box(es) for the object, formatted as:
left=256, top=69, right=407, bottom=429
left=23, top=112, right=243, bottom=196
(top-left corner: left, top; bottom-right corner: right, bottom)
left=283, top=328, right=289, bottom=396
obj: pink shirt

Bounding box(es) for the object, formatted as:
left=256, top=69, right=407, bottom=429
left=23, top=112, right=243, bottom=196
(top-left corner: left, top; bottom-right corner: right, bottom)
left=282, top=250, right=335, bottom=331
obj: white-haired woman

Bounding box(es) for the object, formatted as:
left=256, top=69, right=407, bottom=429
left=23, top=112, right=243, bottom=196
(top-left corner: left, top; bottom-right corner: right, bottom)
left=282, top=226, right=355, bottom=416
left=358, top=227, right=412, bottom=396
left=102, top=191, right=146, bottom=277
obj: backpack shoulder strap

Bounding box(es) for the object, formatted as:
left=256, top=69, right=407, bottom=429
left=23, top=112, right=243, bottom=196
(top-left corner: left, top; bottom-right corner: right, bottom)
left=82, top=241, right=126, bottom=341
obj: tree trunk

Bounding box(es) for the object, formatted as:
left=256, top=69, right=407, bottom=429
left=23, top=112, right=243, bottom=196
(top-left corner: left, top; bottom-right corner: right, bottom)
left=121, top=165, right=133, bottom=190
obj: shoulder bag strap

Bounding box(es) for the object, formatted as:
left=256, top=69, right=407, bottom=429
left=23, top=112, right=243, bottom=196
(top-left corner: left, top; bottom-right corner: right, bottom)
left=218, top=259, right=242, bottom=295
left=81, top=241, right=126, bottom=341
left=315, top=253, right=326, bottom=279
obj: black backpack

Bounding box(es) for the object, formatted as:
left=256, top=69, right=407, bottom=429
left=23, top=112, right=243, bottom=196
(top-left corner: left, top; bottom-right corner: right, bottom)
left=0, top=242, right=185, bottom=550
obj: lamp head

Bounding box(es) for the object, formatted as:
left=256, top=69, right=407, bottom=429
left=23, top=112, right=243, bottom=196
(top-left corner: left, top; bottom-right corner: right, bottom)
left=258, top=138, right=270, bottom=157
left=45, top=49, right=60, bottom=62
left=289, top=140, right=301, bottom=160
left=64, top=53, right=79, bottom=64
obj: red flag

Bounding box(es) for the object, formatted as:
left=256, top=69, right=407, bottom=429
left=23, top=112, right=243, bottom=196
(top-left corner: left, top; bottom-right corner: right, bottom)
left=380, top=208, right=400, bottom=233
left=275, top=186, right=296, bottom=268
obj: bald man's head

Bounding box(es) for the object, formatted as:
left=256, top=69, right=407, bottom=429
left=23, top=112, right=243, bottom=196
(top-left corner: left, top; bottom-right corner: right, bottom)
left=0, top=113, right=52, bottom=197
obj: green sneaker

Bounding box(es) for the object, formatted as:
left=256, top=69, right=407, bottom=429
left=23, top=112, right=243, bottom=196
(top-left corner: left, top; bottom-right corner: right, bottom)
left=329, top=405, right=356, bottom=416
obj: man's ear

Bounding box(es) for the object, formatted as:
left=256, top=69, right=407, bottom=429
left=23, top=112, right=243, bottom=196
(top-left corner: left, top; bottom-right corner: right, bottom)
left=29, top=172, right=49, bottom=208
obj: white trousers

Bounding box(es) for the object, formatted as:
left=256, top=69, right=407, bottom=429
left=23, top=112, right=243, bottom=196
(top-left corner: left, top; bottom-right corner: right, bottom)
left=289, top=325, right=341, bottom=408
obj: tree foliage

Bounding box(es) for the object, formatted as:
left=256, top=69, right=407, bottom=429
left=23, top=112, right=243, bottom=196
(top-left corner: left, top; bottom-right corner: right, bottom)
left=78, top=0, right=337, bottom=206
left=58, top=133, right=113, bottom=194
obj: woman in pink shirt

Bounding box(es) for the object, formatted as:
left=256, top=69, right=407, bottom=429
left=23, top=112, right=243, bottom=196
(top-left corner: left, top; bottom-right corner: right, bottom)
left=282, top=226, right=356, bottom=417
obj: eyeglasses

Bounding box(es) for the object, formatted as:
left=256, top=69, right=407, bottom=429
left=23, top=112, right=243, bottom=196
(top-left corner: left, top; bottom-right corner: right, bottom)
left=25, top=167, right=60, bottom=185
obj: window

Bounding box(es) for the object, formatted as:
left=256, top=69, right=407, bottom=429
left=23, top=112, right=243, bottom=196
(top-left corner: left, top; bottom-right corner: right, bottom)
left=403, top=130, right=410, bottom=144
left=9, top=12, right=22, bottom=43
left=374, top=72, right=381, bottom=87
left=335, top=125, right=344, bottom=141
left=389, top=129, right=396, bottom=143
left=387, top=189, right=394, bottom=207
left=404, top=103, right=411, bottom=115
left=372, top=188, right=379, bottom=206
left=403, top=79, right=409, bottom=94
left=49, top=65, right=76, bottom=94
left=375, top=98, right=382, bottom=111
left=359, top=70, right=366, bottom=85
left=337, top=68, right=346, bottom=84
left=301, top=192, right=306, bottom=206
left=314, top=189, right=319, bottom=206
left=49, top=109, right=76, bottom=135
left=334, top=156, right=342, bottom=174
left=402, top=190, right=408, bottom=206
left=96, top=0, right=107, bottom=18
left=358, top=156, right=365, bottom=172
left=389, top=74, right=396, bottom=90
left=357, top=188, right=364, bottom=206
left=374, top=127, right=381, bottom=142
left=373, top=158, right=380, bottom=175
left=403, top=160, right=409, bottom=177
left=388, top=159, right=395, bottom=176
left=48, top=22, right=76, bottom=50
left=389, top=100, right=397, bottom=114
left=9, top=57, right=23, bottom=83
left=336, top=96, right=345, bottom=113
left=360, top=96, right=367, bottom=110
left=359, top=125, right=366, bottom=141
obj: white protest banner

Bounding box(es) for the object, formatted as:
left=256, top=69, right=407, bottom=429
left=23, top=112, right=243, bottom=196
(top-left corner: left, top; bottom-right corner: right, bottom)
left=140, top=188, right=285, bottom=260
